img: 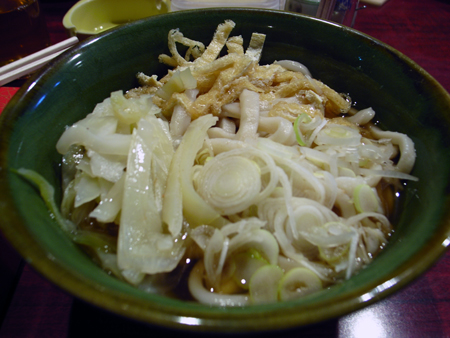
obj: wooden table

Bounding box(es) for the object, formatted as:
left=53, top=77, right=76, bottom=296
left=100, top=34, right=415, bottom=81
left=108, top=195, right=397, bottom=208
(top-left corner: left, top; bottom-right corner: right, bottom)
left=1, top=0, right=450, bottom=336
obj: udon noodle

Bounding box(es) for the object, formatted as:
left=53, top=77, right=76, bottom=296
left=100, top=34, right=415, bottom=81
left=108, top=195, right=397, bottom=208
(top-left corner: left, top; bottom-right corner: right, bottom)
left=54, top=20, right=417, bottom=305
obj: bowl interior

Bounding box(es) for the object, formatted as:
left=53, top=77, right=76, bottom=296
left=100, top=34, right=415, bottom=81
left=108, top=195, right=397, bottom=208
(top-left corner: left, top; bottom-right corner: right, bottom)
left=1, top=8, right=450, bottom=332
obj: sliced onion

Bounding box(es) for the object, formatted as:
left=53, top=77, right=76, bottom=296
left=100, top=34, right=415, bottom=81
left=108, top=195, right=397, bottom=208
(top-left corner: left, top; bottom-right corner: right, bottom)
left=293, top=113, right=311, bottom=146
left=300, top=222, right=354, bottom=248
left=319, top=242, right=350, bottom=264
left=204, top=229, right=226, bottom=288
left=196, top=156, right=261, bottom=215
left=315, top=124, right=361, bottom=146
left=232, top=250, right=268, bottom=289
left=278, top=267, right=322, bottom=301
left=227, top=229, right=279, bottom=265
left=220, top=218, right=266, bottom=237
left=196, top=147, right=278, bottom=215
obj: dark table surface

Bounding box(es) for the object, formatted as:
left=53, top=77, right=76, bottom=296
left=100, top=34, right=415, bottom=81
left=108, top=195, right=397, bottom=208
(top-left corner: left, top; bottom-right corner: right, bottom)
left=1, top=0, right=450, bottom=337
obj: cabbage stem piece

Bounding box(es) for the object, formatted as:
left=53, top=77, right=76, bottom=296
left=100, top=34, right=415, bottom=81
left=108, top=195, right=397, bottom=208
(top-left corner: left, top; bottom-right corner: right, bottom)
left=353, top=184, right=380, bottom=213
left=156, top=68, right=197, bottom=101
left=87, top=150, right=126, bottom=183
left=118, top=118, right=183, bottom=274
left=111, top=90, right=158, bottom=125
left=73, top=171, right=101, bottom=208
left=89, top=174, right=125, bottom=223
left=56, top=124, right=132, bottom=156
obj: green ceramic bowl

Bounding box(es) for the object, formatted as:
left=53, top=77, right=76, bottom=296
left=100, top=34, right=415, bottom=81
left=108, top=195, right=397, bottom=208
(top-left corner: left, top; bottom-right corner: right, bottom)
left=1, top=8, right=450, bottom=333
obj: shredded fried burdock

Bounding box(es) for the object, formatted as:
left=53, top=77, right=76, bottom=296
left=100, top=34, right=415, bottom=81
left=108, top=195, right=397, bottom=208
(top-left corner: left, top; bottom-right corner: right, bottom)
left=126, top=19, right=351, bottom=121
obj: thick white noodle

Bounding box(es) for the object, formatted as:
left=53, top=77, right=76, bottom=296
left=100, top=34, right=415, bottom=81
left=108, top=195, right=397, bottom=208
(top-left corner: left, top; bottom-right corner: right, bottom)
left=369, top=126, right=416, bottom=174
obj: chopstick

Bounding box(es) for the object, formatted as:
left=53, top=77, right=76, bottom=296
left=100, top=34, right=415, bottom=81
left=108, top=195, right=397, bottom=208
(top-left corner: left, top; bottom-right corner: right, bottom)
left=0, top=36, right=79, bottom=86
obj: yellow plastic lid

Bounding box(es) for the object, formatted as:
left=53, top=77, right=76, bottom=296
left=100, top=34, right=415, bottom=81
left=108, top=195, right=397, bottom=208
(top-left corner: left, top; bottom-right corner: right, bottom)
left=63, top=0, right=169, bottom=38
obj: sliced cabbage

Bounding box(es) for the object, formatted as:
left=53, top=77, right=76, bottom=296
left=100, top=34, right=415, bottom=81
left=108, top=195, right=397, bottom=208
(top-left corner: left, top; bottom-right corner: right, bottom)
left=117, top=117, right=183, bottom=274
left=89, top=174, right=125, bottom=223
left=56, top=124, right=132, bottom=156
left=156, top=68, right=197, bottom=101
left=111, top=90, right=159, bottom=124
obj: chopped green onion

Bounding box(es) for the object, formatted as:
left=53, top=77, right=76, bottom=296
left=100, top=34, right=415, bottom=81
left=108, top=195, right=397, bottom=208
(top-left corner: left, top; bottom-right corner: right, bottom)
left=278, top=267, right=322, bottom=301
left=319, top=242, right=350, bottom=264
left=232, top=249, right=268, bottom=289
left=249, top=264, right=284, bottom=304
left=293, top=113, right=312, bottom=147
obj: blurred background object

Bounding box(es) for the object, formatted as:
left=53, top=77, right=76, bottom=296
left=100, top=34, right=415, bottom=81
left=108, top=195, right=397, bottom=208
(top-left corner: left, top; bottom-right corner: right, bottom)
left=170, top=0, right=284, bottom=11
left=63, top=0, right=169, bottom=39
left=285, top=0, right=320, bottom=16
left=360, top=0, right=388, bottom=6
left=0, top=0, right=51, bottom=67
left=285, top=0, right=363, bottom=27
